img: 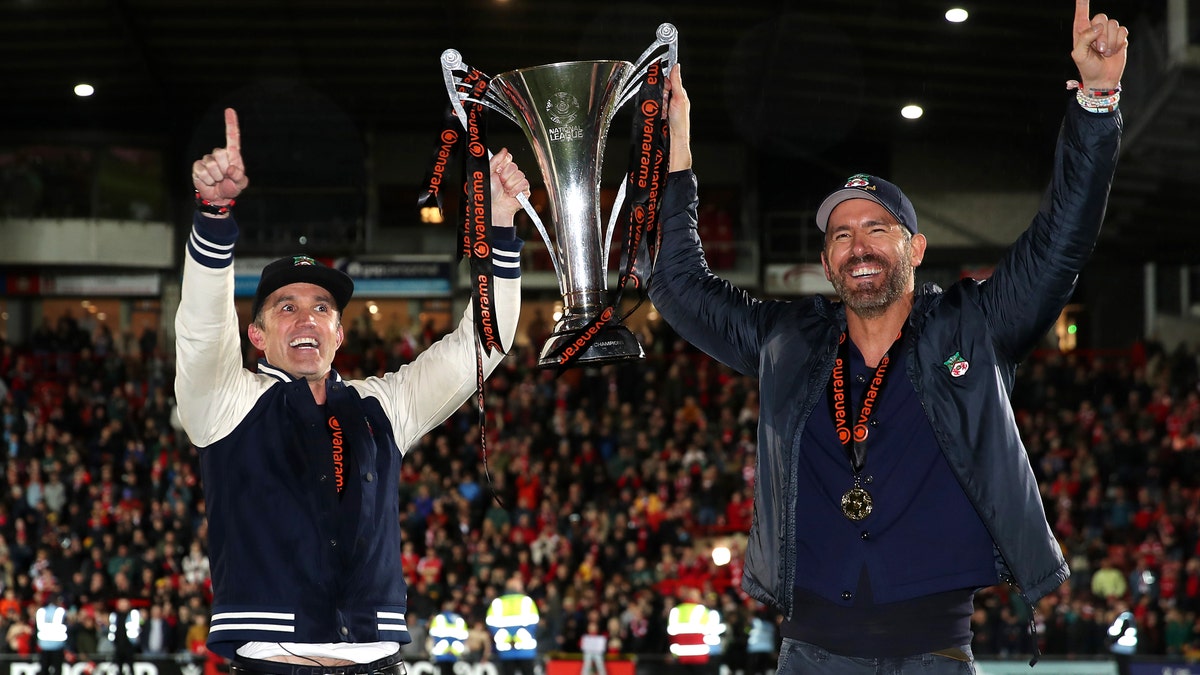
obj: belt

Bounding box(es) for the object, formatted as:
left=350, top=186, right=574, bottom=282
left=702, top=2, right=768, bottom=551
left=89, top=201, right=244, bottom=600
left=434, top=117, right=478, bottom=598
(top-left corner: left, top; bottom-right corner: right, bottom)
left=230, top=662, right=406, bottom=675
left=931, top=647, right=970, bottom=662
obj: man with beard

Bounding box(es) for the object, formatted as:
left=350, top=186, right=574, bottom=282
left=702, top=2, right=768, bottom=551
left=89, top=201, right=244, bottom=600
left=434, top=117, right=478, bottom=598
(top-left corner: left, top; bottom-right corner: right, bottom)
left=648, top=1, right=1126, bottom=671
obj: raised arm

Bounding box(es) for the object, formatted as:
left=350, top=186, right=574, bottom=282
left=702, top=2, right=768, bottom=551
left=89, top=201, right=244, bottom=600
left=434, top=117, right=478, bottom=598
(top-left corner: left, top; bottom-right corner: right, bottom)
left=175, top=108, right=262, bottom=447
left=357, top=149, right=529, bottom=447
left=648, top=65, right=778, bottom=376
left=981, top=1, right=1126, bottom=360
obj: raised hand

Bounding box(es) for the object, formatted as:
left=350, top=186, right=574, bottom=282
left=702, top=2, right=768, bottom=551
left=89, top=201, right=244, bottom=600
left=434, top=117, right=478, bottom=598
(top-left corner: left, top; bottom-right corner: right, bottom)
left=192, top=108, right=249, bottom=205
left=489, top=147, right=530, bottom=227
left=664, top=64, right=692, bottom=172
left=1072, top=0, right=1129, bottom=92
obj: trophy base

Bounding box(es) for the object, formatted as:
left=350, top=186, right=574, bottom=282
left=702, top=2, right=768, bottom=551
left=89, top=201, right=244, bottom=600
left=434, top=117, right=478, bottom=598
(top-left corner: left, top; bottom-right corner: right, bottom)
left=537, top=323, right=644, bottom=369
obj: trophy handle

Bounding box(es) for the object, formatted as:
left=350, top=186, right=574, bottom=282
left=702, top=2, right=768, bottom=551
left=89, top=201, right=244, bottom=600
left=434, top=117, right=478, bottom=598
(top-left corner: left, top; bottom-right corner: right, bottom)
left=440, top=49, right=565, bottom=287
left=615, top=23, right=679, bottom=110
left=439, top=49, right=522, bottom=126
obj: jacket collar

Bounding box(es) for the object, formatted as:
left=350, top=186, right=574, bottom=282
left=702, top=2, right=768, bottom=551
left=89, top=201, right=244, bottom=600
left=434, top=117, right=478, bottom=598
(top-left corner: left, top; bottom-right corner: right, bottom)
left=256, top=358, right=344, bottom=386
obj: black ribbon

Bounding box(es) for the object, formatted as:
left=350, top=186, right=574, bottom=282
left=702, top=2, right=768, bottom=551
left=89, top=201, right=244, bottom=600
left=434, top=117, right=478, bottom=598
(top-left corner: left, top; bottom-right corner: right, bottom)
left=462, top=75, right=503, bottom=356
left=417, top=106, right=463, bottom=215
left=620, top=59, right=671, bottom=306
left=417, top=67, right=506, bottom=506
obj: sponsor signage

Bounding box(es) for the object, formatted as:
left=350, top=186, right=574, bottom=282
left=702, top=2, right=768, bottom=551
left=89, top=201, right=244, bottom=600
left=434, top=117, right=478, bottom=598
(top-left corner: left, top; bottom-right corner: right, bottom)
left=1, top=273, right=160, bottom=297
left=5, top=658, right=200, bottom=675
left=0, top=659, right=498, bottom=675
left=977, top=660, right=1117, bottom=675
left=1130, top=664, right=1200, bottom=675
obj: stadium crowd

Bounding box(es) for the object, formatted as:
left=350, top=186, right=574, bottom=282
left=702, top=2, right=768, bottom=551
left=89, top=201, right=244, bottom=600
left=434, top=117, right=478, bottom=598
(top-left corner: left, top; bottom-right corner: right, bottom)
left=1, top=308, right=1199, bottom=670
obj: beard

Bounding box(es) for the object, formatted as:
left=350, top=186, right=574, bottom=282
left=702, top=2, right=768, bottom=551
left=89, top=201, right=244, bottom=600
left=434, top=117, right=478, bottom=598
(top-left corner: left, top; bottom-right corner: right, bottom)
left=828, top=248, right=913, bottom=320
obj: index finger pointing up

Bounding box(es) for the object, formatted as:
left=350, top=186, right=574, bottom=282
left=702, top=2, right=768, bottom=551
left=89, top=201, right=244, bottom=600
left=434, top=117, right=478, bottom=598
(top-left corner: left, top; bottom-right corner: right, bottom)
left=224, top=108, right=241, bottom=153
left=1073, top=0, right=1092, bottom=34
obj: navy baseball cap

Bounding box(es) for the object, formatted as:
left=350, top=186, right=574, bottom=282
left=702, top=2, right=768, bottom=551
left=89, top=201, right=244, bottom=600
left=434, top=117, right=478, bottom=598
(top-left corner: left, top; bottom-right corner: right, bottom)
left=251, top=255, right=354, bottom=318
left=815, top=174, right=918, bottom=235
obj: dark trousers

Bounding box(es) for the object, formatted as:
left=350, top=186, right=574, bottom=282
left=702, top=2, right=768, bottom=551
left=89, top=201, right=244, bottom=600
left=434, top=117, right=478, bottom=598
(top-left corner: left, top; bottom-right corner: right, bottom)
left=747, top=651, right=776, bottom=675
left=39, top=649, right=65, bottom=675
left=777, top=638, right=975, bottom=674
left=112, top=646, right=138, bottom=675
left=498, top=659, right=536, bottom=675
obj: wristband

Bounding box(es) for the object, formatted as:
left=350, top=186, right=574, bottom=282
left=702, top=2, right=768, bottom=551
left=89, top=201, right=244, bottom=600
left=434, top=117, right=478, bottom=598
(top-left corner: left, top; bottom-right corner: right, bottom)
left=195, top=191, right=235, bottom=216
left=1075, top=89, right=1120, bottom=113
left=1066, top=80, right=1121, bottom=113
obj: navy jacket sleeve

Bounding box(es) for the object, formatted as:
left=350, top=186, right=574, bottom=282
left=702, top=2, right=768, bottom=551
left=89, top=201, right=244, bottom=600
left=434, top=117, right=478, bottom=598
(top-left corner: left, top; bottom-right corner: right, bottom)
left=979, top=102, right=1122, bottom=361
left=649, top=171, right=787, bottom=377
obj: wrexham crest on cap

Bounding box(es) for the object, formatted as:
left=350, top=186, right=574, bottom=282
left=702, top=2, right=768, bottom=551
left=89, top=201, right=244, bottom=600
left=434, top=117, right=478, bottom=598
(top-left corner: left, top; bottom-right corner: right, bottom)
left=292, top=256, right=317, bottom=266
left=844, top=174, right=872, bottom=188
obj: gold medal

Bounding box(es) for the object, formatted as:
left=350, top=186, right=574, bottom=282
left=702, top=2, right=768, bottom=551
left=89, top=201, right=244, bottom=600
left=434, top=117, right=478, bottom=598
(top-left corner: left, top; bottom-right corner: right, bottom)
left=841, top=486, right=873, bottom=521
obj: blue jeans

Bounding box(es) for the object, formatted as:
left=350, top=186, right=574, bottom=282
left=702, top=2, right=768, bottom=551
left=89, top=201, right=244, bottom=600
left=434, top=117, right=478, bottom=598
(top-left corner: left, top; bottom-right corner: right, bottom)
left=776, top=638, right=976, bottom=674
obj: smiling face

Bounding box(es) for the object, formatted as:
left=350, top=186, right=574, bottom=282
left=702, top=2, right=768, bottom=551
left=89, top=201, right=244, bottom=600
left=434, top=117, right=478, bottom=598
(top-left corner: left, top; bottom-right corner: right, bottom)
left=247, top=282, right=344, bottom=383
left=821, top=198, right=926, bottom=320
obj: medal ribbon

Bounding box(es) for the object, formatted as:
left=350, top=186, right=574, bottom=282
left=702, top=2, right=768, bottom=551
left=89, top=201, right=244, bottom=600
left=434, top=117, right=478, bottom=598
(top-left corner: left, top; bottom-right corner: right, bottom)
left=617, top=59, right=669, bottom=300
left=828, top=329, right=903, bottom=476
left=417, top=66, right=506, bottom=505
left=460, top=71, right=507, bottom=506
left=416, top=106, right=463, bottom=215
left=462, top=74, right=503, bottom=356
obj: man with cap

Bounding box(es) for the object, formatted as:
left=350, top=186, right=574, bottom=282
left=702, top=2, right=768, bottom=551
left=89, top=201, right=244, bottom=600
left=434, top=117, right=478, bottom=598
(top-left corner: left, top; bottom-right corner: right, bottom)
left=649, top=1, right=1126, bottom=672
left=175, top=108, right=530, bottom=675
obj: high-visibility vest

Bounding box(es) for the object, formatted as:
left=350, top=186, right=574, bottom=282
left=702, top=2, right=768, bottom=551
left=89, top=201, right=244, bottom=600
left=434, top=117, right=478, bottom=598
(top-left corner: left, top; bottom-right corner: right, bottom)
left=36, top=604, right=69, bottom=650
left=667, top=602, right=724, bottom=663
left=1108, top=610, right=1138, bottom=656
left=108, top=609, right=142, bottom=644
left=486, top=593, right=538, bottom=659
left=428, top=611, right=469, bottom=662
left=747, top=616, right=776, bottom=654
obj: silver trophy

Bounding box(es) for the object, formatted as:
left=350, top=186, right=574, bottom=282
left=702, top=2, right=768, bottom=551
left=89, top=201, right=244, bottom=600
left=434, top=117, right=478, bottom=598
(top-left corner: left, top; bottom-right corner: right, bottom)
left=441, top=23, right=678, bottom=368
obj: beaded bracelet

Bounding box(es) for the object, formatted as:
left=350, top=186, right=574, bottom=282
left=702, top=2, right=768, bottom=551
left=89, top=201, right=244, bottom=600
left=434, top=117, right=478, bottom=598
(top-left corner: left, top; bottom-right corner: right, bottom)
left=195, top=191, right=235, bottom=216
left=1066, top=80, right=1122, bottom=113
left=1076, top=89, right=1120, bottom=113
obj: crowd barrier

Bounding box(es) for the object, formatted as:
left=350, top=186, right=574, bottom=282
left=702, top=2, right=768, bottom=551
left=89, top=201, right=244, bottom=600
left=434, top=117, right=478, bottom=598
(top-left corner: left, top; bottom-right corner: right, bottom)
left=0, top=658, right=497, bottom=675
left=977, top=661, right=1116, bottom=675
left=977, top=660, right=1200, bottom=675
left=544, top=658, right=634, bottom=675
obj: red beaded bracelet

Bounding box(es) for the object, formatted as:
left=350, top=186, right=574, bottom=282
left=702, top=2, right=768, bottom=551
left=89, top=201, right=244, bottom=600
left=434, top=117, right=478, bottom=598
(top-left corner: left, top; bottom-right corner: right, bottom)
left=195, top=191, right=235, bottom=216
left=1065, top=79, right=1122, bottom=97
